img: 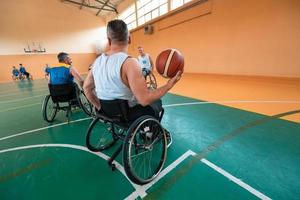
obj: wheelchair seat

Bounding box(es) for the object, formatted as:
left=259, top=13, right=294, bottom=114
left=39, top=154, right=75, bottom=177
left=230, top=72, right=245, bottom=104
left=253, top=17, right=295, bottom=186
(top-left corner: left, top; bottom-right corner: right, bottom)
left=96, top=99, right=130, bottom=128
left=48, top=83, right=77, bottom=103
left=42, top=82, right=93, bottom=122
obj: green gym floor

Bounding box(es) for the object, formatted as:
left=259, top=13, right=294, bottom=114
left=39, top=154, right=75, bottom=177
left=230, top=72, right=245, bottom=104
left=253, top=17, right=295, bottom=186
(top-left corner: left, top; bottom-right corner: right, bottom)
left=0, top=79, right=300, bottom=200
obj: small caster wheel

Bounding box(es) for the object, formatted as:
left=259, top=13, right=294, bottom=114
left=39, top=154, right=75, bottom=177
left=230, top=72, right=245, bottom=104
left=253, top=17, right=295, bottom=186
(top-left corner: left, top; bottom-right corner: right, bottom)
left=111, top=164, right=116, bottom=171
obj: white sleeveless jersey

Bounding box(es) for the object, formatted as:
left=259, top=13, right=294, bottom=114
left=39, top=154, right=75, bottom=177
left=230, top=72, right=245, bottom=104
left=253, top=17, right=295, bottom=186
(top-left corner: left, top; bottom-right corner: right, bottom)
left=138, top=54, right=151, bottom=70
left=92, top=52, right=136, bottom=105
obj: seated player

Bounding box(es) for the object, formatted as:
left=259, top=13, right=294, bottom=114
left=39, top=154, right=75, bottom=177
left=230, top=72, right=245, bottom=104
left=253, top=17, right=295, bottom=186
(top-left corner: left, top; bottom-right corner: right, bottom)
left=19, top=64, right=33, bottom=80
left=12, top=66, right=20, bottom=80
left=83, top=20, right=182, bottom=143
left=137, top=46, right=154, bottom=77
left=47, top=52, right=84, bottom=106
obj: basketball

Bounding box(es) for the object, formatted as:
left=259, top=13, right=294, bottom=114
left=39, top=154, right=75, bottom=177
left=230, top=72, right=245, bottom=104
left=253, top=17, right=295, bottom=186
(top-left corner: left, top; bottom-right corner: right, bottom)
left=156, top=49, right=184, bottom=78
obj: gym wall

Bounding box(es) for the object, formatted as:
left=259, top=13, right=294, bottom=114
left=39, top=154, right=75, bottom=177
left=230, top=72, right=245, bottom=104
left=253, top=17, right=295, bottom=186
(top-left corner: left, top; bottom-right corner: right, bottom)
left=0, top=0, right=106, bottom=82
left=111, top=0, right=300, bottom=78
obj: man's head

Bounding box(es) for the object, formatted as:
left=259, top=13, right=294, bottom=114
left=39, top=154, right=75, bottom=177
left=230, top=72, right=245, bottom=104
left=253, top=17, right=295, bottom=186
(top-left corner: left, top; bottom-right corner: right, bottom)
left=13, top=66, right=16, bottom=69
left=19, top=63, right=23, bottom=67
left=137, top=46, right=144, bottom=55
left=107, top=19, right=130, bottom=45
left=57, top=52, right=72, bottom=65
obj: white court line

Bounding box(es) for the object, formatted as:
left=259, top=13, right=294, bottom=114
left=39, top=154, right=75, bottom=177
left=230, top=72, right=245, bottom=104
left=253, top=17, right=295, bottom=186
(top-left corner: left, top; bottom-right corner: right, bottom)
left=125, top=150, right=194, bottom=199
left=0, top=88, right=48, bottom=98
left=0, top=143, right=142, bottom=192
left=201, top=158, right=271, bottom=200
left=164, top=100, right=300, bottom=108
left=0, top=117, right=92, bottom=142
left=126, top=150, right=272, bottom=200
left=0, top=102, right=41, bottom=113
left=0, top=94, right=46, bottom=104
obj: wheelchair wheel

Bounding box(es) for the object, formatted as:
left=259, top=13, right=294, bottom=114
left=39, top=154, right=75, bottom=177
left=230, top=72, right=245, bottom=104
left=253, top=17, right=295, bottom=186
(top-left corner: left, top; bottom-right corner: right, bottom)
left=146, top=73, right=157, bottom=90
left=123, top=116, right=167, bottom=185
left=77, top=90, right=93, bottom=116
left=86, top=117, right=117, bottom=152
left=42, top=95, right=58, bottom=122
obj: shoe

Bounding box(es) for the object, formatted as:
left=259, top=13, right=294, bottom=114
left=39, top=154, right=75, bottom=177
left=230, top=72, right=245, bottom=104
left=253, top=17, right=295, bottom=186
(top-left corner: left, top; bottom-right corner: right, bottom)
left=164, top=128, right=173, bottom=148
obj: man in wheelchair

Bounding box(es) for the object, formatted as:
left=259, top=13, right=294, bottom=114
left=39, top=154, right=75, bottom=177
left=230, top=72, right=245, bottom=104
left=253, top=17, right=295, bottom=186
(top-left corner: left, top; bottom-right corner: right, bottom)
left=137, top=46, right=153, bottom=77
left=84, top=19, right=182, bottom=139
left=83, top=20, right=182, bottom=184
left=42, top=52, right=91, bottom=122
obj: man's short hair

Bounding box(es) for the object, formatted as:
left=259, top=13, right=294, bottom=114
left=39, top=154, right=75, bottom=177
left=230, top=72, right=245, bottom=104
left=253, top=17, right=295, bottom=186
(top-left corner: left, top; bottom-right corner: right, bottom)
left=57, top=52, right=69, bottom=62
left=107, top=19, right=129, bottom=43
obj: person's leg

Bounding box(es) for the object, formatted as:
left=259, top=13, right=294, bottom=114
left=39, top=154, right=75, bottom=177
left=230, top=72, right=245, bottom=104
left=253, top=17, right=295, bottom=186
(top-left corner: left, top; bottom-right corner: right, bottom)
left=128, top=99, right=163, bottom=122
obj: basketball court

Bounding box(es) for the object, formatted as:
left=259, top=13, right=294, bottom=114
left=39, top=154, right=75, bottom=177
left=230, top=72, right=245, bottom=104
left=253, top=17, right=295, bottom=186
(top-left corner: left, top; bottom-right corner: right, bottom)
left=1, top=0, right=300, bottom=200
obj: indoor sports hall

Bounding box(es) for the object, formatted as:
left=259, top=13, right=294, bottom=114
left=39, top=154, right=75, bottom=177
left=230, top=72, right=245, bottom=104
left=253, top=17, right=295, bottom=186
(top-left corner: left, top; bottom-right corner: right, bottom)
left=0, top=0, right=299, bottom=199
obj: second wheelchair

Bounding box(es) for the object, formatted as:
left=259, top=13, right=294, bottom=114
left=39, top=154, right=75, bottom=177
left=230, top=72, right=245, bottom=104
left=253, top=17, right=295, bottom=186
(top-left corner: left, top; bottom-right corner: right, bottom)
left=42, top=83, right=93, bottom=122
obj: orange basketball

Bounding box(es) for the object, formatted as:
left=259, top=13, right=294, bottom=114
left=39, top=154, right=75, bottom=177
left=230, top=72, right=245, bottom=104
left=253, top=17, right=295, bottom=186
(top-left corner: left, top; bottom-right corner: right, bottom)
left=156, top=49, right=184, bottom=78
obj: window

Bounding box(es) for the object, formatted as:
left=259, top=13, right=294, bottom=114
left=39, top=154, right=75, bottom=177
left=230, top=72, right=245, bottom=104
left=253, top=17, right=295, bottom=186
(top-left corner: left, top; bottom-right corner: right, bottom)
left=136, top=0, right=168, bottom=26
left=118, top=4, right=136, bottom=30
left=118, top=0, right=196, bottom=30
left=171, top=0, right=192, bottom=10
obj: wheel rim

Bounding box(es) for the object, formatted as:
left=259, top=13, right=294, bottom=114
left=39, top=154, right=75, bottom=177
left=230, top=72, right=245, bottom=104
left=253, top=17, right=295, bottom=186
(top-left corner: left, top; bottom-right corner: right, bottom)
left=127, top=118, right=167, bottom=182
left=86, top=119, right=116, bottom=151
left=44, top=95, right=57, bottom=121
left=79, top=91, right=92, bottom=115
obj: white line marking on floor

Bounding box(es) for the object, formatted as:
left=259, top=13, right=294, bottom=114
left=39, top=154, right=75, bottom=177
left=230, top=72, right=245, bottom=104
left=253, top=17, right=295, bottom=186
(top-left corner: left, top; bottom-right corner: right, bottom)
left=0, top=143, right=141, bottom=192
left=127, top=150, right=272, bottom=200
left=0, top=102, right=41, bottom=113
left=125, top=150, right=195, bottom=199
left=0, top=117, right=92, bottom=141
left=0, top=88, right=48, bottom=98
left=0, top=94, right=46, bottom=104
left=164, top=100, right=300, bottom=108
left=201, top=158, right=272, bottom=200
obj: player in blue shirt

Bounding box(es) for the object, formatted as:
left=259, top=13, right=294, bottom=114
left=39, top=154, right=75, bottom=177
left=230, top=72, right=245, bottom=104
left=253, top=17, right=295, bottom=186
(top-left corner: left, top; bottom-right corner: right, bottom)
left=47, top=52, right=84, bottom=87
left=12, top=66, right=21, bottom=80
left=19, top=64, right=33, bottom=80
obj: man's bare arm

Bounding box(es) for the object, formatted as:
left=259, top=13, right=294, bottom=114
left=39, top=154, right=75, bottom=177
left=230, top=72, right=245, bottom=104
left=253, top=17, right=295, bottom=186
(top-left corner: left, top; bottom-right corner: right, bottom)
left=123, top=58, right=182, bottom=106
left=70, top=66, right=84, bottom=87
left=83, top=71, right=100, bottom=110
left=149, top=56, right=154, bottom=72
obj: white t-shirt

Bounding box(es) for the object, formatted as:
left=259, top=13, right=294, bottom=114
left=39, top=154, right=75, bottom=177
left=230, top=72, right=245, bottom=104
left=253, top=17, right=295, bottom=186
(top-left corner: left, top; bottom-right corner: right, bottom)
left=92, top=52, right=137, bottom=106
left=138, top=54, right=151, bottom=71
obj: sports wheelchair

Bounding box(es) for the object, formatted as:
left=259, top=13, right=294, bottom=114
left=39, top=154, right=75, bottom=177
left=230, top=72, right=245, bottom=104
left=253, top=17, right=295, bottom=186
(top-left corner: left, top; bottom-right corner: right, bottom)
left=142, top=68, right=157, bottom=90
left=42, top=83, right=93, bottom=122
left=86, top=100, right=168, bottom=185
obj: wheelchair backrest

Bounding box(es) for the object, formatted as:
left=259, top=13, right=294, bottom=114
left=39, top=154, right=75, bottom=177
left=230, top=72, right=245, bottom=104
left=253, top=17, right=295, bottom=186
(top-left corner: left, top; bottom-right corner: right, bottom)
left=48, top=83, right=77, bottom=103
left=99, top=99, right=129, bottom=122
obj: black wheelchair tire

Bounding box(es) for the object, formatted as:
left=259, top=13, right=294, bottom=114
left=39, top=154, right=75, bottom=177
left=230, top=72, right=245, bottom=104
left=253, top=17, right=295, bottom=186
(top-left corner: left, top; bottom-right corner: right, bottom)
left=77, top=90, right=93, bottom=116
left=123, top=115, right=167, bottom=185
left=86, top=117, right=117, bottom=152
left=42, top=95, right=58, bottom=122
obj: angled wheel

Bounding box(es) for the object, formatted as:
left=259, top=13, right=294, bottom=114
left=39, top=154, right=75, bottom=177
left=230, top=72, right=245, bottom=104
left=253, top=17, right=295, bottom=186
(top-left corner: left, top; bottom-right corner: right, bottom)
left=86, top=117, right=117, bottom=152
left=146, top=73, right=157, bottom=90
left=123, top=116, right=167, bottom=185
left=42, top=95, right=58, bottom=122
left=77, top=90, right=93, bottom=116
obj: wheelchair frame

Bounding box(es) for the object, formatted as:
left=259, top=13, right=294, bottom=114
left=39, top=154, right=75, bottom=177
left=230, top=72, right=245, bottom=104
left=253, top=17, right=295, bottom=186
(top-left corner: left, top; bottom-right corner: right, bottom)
left=86, top=105, right=168, bottom=185
left=144, top=70, right=157, bottom=90
left=42, top=83, right=93, bottom=122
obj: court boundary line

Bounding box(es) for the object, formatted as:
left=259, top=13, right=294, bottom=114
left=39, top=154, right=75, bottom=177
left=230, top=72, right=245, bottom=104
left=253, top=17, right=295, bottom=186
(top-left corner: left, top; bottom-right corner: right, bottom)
left=0, top=88, right=48, bottom=98
left=0, top=117, right=92, bottom=141
left=0, top=143, right=142, bottom=192
left=0, top=145, right=271, bottom=200
left=164, top=100, right=300, bottom=108
left=0, top=94, right=46, bottom=104
left=1, top=101, right=300, bottom=141
left=1, top=99, right=300, bottom=114
left=0, top=103, right=41, bottom=113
